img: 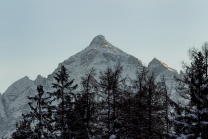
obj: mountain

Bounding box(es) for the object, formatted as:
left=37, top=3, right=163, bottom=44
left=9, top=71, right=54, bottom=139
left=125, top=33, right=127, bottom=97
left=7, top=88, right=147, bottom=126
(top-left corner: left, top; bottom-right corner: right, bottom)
left=0, top=35, right=181, bottom=138
left=148, top=57, right=178, bottom=77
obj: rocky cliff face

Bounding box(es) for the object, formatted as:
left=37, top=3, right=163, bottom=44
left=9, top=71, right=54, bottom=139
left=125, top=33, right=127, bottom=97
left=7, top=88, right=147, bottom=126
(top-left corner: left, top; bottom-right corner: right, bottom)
left=0, top=35, right=180, bottom=138
left=0, top=94, right=7, bottom=137
left=1, top=76, right=37, bottom=137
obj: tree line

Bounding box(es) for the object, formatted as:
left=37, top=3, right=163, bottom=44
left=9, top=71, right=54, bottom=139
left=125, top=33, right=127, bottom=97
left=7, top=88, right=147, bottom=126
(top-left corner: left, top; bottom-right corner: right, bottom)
left=4, top=42, right=208, bottom=139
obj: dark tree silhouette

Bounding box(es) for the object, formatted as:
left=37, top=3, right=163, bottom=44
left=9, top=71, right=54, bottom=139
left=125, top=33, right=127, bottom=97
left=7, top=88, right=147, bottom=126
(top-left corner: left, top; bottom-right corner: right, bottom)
left=74, top=68, right=98, bottom=138
left=12, top=85, right=53, bottom=139
left=171, top=51, right=208, bottom=138
left=49, top=65, right=78, bottom=139
left=11, top=120, right=32, bottom=139
left=125, top=66, right=169, bottom=139
left=97, top=63, right=127, bottom=138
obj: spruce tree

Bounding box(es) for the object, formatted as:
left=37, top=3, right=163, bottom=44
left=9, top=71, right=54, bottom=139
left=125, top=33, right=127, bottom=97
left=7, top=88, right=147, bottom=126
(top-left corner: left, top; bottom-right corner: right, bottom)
left=12, top=85, right=53, bottom=139
left=49, top=65, right=78, bottom=139
left=129, top=66, right=149, bottom=138
left=172, top=51, right=208, bottom=138
left=98, top=63, right=126, bottom=138
left=159, top=76, right=171, bottom=138
left=141, top=70, right=167, bottom=138
left=127, top=66, right=168, bottom=139
left=11, top=120, right=32, bottom=139
left=74, top=68, right=97, bottom=138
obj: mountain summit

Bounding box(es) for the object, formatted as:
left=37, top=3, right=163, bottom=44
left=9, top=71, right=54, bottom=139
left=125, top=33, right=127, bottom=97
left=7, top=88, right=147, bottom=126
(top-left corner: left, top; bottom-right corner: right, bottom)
left=48, top=35, right=143, bottom=83
left=89, top=35, right=110, bottom=46
left=84, top=35, right=125, bottom=56
left=0, top=35, right=179, bottom=138
left=148, top=57, right=177, bottom=77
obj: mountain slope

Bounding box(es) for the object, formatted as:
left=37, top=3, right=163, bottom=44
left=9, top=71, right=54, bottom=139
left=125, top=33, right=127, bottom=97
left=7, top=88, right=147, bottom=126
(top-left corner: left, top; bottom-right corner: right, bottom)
left=1, top=76, right=37, bottom=137
left=46, top=35, right=143, bottom=91
left=0, top=35, right=179, bottom=138
left=0, top=94, right=7, bottom=137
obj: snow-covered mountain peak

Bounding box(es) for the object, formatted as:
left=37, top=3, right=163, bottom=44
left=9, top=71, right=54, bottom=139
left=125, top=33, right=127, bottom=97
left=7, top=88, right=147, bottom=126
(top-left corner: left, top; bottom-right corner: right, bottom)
left=81, top=35, right=129, bottom=57
left=35, top=75, right=45, bottom=81
left=0, top=35, right=184, bottom=138
left=22, top=76, right=29, bottom=80
left=148, top=57, right=177, bottom=77
left=89, top=35, right=110, bottom=46
left=149, top=57, right=165, bottom=66
left=34, top=75, right=47, bottom=86
left=86, top=35, right=123, bottom=55
left=46, top=35, right=143, bottom=89
left=2, top=76, right=35, bottom=102
left=148, top=58, right=175, bottom=70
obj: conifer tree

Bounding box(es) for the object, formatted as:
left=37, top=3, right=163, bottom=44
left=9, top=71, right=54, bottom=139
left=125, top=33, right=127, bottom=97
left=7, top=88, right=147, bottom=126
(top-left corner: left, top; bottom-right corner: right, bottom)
left=126, top=66, right=168, bottom=139
left=12, top=85, right=53, bottom=139
left=142, top=70, right=167, bottom=138
left=28, top=85, right=54, bottom=138
left=11, top=120, right=32, bottom=139
left=159, top=76, right=171, bottom=138
left=98, top=63, right=126, bottom=138
left=129, top=66, right=149, bottom=138
left=49, top=65, right=78, bottom=139
left=74, top=68, right=98, bottom=138
left=171, top=51, right=208, bottom=138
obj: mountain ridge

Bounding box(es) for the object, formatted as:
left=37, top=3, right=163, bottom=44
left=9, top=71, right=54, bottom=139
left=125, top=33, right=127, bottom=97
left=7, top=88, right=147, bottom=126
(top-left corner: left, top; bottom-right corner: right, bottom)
left=0, top=35, right=180, bottom=138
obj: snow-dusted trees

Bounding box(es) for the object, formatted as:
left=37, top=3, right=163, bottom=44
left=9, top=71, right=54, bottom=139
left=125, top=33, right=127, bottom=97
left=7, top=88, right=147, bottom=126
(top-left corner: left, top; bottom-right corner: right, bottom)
left=11, top=65, right=80, bottom=139
left=77, top=68, right=98, bottom=137
left=27, top=85, right=54, bottom=138
left=171, top=51, right=208, bottom=138
left=160, top=76, right=170, bottom=137
left=98, top=63, right=126, bottom=138
left=11, top=85, right=53, bottom=139
left=95, top=65, right=169, bottom=139
left=66, top=68, right=98, bottom=138
left=49, top=65, right=78, bottom=139
left=128, top=66, right=168, bottom=139
left=10, top=64, right=172, bottom=139
left=11, top=119, right=33, bottom=139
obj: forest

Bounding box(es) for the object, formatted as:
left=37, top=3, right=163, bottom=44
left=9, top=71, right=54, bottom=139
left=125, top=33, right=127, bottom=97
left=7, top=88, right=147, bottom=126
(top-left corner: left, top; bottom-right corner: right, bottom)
left=6, top=44, right=208, bottom=139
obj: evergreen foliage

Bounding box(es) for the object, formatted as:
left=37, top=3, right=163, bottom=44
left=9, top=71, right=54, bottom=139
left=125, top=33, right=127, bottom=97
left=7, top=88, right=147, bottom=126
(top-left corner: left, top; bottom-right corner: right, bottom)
left=97, top=63, right=127, bottom=138
left=125, top=66, right=168, bottom=139
left=77, top=68, right=98, bottom=138
left=11, top=119, right=33, bottom=139
left=11, top=85, right=53, bottom=139
left=171, top=51, right=208, bottom=138
left=49, top=65, right=78, bottom=139
left=10, top=64, right=171, bottom=139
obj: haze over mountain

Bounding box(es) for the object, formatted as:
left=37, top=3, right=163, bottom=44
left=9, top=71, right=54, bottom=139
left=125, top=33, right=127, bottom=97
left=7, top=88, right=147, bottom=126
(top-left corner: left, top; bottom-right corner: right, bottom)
left=0, top=35, right=182, bottom=138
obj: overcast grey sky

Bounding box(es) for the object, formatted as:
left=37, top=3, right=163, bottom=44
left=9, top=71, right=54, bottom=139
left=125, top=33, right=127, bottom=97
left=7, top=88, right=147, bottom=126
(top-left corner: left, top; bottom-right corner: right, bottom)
left=1, top=0, right=208, bottom=93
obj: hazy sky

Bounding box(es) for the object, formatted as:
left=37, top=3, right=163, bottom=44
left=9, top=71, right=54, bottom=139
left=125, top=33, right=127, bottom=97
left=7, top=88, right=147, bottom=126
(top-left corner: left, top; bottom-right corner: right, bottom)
left=1, top=0, right=208, bottom=94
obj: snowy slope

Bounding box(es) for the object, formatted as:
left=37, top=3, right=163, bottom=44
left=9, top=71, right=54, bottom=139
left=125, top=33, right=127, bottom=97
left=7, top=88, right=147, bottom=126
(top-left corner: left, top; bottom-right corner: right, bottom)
left=0, top=94, right=7, bottom=137
left=1, top=76, right=37, bottom=138
left=46, top=35, right=143, bottom=91
left=0, top=35, right=179, bottom=138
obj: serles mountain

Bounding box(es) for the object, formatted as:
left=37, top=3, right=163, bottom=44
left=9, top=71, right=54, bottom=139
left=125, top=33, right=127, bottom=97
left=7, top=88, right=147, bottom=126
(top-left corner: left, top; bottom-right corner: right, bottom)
left=0, top=35, right=180, bottom=138
left=47, top=35, right=143, bottom=85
